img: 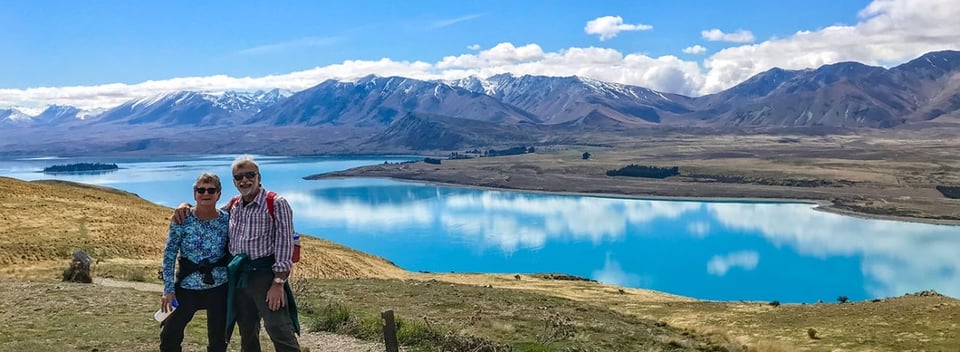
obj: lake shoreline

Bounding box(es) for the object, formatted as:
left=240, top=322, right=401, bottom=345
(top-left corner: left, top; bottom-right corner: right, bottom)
left=307, top=160, right=960, bottom=227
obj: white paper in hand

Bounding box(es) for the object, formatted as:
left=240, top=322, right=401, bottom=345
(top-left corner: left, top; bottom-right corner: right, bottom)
left=154, top=299, right=179, bottom=322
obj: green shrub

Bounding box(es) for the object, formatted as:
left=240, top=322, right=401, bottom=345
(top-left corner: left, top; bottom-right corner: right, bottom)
left=396, top=317, right=444, bottom=346
left=339, top=314, right=382, bottom=339
left=311, top=303, right=351, bottom=332
left=515, top=343, right=557, bottom=352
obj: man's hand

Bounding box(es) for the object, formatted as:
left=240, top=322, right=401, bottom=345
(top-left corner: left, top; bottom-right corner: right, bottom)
left=266, top=284, right=286, bottom=311
left=170, top=202, right=192, bottom=224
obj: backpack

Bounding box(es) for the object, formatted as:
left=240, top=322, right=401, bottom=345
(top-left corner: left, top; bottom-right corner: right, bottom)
left=227, top=191, right=301, bottom=263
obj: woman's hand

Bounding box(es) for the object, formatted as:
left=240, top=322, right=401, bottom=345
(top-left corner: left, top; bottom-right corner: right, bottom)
left=161, top=293, right=177, bottom=313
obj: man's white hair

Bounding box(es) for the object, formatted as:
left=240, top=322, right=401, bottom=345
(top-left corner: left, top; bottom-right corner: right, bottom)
left=231, top=155, right=259, bottom=171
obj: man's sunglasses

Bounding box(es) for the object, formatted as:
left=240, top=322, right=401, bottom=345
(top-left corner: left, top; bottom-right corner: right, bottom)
left=195, top=187, right=219, bottom=194
left=233, top=172, right=258, bottom=181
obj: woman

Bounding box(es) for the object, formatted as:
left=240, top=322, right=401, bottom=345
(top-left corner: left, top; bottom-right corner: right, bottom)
left=160, top=172, right=231, bottom=352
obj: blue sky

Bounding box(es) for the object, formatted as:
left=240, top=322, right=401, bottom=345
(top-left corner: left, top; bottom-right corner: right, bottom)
left=2, top=0, right=958, bottom=112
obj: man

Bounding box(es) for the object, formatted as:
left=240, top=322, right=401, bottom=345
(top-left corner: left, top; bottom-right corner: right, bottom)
left=173, top=155, right=300, bottom=351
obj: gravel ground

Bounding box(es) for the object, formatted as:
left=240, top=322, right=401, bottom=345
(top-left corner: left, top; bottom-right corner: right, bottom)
left=96, top=277, right=393, bottom=352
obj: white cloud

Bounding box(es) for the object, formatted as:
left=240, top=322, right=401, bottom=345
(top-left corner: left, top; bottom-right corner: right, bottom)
left=2, top=0, right=959, bottom=110
left=707, top=251, right=760, bottom=276
left=700, top=0, right=960, bottom=94
left=432, top=13, right=485, bottom=29
left=467, top=44, right=481, bottom=50
left=584, top=16, right=652, bottom=41
left=701, top=29, right=756, bottom=43
left=682, top=45, right=708, bottom=54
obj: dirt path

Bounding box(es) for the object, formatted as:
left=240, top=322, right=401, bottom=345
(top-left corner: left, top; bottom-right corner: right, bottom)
left=95, top=277, right=390, bottom=352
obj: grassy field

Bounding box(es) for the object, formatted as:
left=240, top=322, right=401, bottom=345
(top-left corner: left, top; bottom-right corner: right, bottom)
left=2, top=159, right=959, bottom=351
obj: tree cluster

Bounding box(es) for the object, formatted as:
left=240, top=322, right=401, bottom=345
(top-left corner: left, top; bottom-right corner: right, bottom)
left=605, top=164, right=679, bottom=179
left=449, top=152, right=473, bottom=160
left=423, top=157, right=442, bottom=165
left=43, top=163, right=119, bottom=173
left=485, top=146, right=534, bottom=157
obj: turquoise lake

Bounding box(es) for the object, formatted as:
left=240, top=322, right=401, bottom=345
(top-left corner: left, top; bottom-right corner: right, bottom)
left=1, top=154, right=958, bottom=303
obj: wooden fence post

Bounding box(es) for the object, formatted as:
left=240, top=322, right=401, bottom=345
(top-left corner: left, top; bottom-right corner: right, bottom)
left=381, top=309, right=399, bottom=352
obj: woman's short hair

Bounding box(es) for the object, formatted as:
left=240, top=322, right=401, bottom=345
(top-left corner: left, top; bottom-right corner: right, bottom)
left=193, top=172, right=222, bottom=190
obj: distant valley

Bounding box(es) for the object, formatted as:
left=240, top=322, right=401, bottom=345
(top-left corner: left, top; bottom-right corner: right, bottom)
left=2, top=50, right=959, bottom=156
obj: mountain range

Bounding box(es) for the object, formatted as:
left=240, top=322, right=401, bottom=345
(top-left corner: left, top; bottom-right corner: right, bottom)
left=2, top=50, right=959, bottom=155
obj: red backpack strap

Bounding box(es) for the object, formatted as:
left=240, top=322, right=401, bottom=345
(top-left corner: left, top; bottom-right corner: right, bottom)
left=227, top=195, right=241, bottom=210
left=265, top=191, right=277, bottom=219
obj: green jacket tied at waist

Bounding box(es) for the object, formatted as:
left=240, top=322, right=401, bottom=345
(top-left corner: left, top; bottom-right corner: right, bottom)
left=225, top=254, right=300, bottom=339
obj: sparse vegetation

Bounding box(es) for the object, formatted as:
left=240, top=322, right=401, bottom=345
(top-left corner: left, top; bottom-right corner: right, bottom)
left=308, top=298, right=512, bottom=351
left=294, top=278, right=733, bottom=351
left=837, top=296, right=849, bottom=304
left=312, top=302, right=353, bottom=332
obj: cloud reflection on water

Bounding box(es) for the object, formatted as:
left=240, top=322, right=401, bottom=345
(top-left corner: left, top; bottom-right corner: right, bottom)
left=708, top=203, right=960, bottom=298
left=284, top=191, right=435, bottom=230
left=707, top=251, right=760, bottom=276
left=289, top=184, right=960, bottom=299
left=593, top=253, right=649, bottom=288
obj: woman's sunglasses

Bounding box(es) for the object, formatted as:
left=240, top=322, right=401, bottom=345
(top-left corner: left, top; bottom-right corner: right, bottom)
left=233, top=171, right=258, bottom=181
left=195, top=187, right=220, bottom=194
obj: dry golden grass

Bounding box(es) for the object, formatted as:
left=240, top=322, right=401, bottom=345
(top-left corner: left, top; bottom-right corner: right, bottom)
left=0, top=176, right=405, bottom=281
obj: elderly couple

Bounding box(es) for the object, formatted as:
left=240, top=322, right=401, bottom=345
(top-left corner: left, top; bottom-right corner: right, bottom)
left=159, top=155, right=300, bottom=352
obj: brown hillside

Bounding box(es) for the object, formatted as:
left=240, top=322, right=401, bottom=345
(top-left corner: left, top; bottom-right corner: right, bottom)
left=0, top=176, right=405, bottom=280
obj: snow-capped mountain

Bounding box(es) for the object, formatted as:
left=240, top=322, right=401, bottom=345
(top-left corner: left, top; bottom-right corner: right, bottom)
left=0, top=108, right=32, bottom=126
left=691, top=50, right=960, bottom=127
left=246, top=75, right=538, bottom=126
left=95, top=89, right=292, bottom=126
left=32, top=105, right=82, bottom=125
left=204, top=88, right=294, bottom=113
left=2, top=50, right=960, bottom=156
left=445, top=73, right=694, bottom=125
